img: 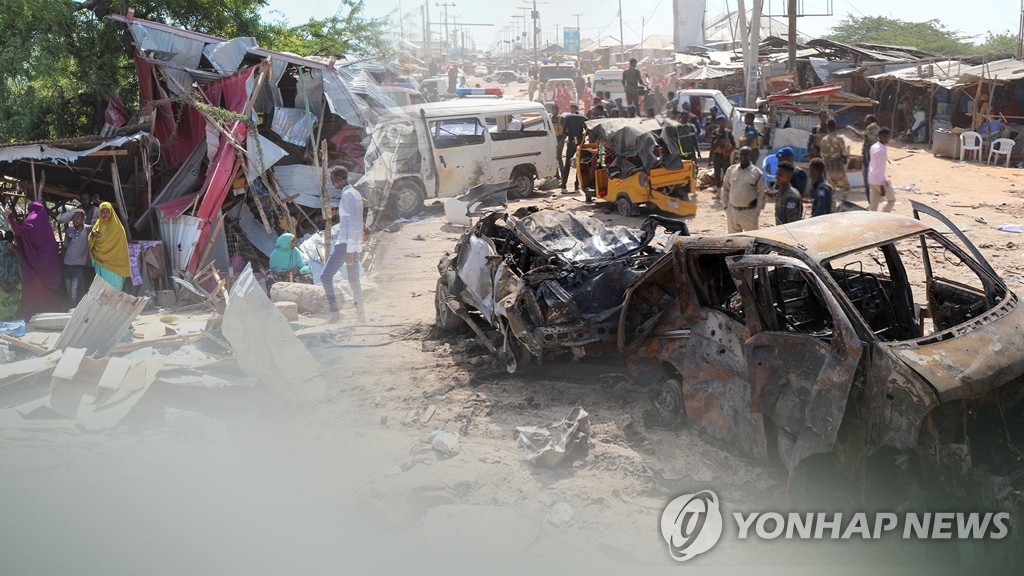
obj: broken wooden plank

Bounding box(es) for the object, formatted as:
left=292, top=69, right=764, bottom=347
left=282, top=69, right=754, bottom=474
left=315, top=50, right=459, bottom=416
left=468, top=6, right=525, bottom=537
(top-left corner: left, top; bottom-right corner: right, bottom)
left=421, top=404, right=437, bottom=424
left=0, top=333, right=49, bottom=356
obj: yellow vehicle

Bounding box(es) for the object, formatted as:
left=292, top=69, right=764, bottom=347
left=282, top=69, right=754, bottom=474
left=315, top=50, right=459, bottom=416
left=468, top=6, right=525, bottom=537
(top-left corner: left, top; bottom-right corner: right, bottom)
left=577, top=118, right=698, bottom=218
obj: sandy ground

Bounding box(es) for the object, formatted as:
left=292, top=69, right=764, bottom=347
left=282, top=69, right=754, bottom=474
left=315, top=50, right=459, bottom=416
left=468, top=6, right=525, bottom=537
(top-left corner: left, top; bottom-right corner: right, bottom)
left=3, top=84, right=1024, bottom=573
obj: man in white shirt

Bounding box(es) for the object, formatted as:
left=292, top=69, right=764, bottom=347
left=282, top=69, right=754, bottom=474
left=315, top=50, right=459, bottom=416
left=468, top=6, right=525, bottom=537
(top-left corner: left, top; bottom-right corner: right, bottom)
left=868, top=128, right=896, bottom=212
left=321, top=166, right=366, bottom=323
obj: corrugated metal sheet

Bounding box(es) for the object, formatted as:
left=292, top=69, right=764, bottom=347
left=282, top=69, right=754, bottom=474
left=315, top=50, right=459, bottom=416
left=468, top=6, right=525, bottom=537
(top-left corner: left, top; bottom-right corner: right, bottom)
left=53, top=277, right=149, bottom=358
left=957, top=58, right=1024, bottom=84
left=867, top=60, right=968, bottom=88
left=159, top=214, right=203, bottom=277
left=0, top=133, right=149, bottom=164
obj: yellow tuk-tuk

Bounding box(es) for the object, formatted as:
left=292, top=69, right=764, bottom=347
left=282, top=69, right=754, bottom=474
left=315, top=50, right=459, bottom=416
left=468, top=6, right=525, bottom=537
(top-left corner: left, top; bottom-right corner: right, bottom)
left=577, top=118, right=698, bottom=218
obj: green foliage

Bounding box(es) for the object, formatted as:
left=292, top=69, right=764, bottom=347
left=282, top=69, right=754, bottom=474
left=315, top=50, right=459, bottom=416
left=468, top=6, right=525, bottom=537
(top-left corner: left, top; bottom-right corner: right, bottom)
left=827, top=15, right=1022, bottom=58
left=826, top=15, right=975, bottom=56
left=976, top=32, right=1020, bottom=56
left=0, top=0, right=388, bottom=142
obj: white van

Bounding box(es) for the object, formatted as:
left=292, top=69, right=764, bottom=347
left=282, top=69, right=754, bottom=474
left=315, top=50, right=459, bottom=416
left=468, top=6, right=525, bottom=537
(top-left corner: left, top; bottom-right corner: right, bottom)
left=591, top=68, right=626, bottom=102
left=363, top=97, right=559, bottom=218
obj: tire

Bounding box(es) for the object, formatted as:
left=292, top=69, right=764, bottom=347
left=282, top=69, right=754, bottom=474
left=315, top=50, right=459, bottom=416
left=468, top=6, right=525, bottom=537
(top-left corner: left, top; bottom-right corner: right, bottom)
left=508, top=170, right=535, bottom=199
left=615, top=195, right=636, bottom=217
left=435, top=273, right=462, bottom=333
left=388, top=180, right=425, bottom=219
left=653, top=377, right=685, bottom=420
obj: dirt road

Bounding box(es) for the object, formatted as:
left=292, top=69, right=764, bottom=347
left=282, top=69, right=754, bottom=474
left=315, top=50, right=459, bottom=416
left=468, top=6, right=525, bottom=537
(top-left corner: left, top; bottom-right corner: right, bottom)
left=3, top=143, right=1023, bottom=573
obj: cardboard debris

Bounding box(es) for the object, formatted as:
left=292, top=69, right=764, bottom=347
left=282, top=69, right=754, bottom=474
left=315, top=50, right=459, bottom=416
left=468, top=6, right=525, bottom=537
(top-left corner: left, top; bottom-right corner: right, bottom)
left=29, top=313, right=73, bottom=331
left=54, top=276, right=149, bottom=358
left=0, top=351, right=63, bottom=388
left=221, top=265, right=324, bottom=401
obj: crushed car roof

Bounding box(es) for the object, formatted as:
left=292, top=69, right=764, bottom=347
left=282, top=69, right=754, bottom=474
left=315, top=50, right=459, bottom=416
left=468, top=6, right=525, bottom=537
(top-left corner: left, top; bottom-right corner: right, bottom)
left=733, top=211, right=931, bottom=262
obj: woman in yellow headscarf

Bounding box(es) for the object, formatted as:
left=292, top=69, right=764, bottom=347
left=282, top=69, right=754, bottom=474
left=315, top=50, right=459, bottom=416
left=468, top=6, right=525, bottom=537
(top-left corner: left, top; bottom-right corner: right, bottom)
left=88, top=202, right=130, bottom=290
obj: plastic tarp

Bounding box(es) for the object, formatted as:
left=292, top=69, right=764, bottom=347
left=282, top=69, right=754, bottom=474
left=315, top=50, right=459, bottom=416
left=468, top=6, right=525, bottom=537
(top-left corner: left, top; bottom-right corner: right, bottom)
left=0, top=133, right=149, bottom=164
left=585, top=118, right=665, bottom=178
left=221, top=265, right=325, bottom=402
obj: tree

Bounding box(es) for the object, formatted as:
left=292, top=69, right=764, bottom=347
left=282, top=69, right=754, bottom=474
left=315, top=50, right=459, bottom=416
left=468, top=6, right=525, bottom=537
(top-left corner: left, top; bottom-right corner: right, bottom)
left=976, top=32, right=1020, bottom=56
left=826, top=15, right=974, bottom=57
left=0, top=0, right=388, bottom=142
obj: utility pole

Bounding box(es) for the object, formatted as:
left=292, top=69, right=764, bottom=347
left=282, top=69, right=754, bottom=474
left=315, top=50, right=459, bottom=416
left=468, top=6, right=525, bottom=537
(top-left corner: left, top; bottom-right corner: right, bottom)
left=398, top=0, right=405, bottom=46
left=437, top=2, right=455, bottom=64
left=1018, top=0, right=1024, bottom=59
left=787, top=0, right=797, bottom=72
left=423, top=3, right=430, bottom=65
left=747, top=0, right=763, bottom=108
left=618, top=0, right=625, bottom=64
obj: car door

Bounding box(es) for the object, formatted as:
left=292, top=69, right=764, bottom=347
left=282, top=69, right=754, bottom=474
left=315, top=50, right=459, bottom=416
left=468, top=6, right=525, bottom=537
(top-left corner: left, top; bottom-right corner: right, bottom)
left=725, top=254, right=864, bottom=472
left=427, top=116, right=490, bottom=197
left=658, top=242, right=774, bottom=463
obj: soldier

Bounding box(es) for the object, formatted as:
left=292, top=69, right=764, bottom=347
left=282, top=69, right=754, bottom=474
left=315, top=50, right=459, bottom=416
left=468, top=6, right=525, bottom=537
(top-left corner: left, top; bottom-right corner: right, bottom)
left=820, top=119, right=850, bottom=201
left=708, top=115, right=736, bottom=199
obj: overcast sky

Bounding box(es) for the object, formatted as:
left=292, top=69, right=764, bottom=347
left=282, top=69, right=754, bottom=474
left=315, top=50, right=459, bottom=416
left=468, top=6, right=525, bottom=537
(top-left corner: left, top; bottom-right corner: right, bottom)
left=263, top=0, right=1020, bottom=51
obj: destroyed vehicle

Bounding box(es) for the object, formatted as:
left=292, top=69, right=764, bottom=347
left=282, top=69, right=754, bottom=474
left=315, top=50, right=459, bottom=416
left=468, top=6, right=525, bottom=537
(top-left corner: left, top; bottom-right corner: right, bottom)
left=624, top=202, right=1024, bottom=505
left=435, top=209, right=690, bottom=372
left=363, top=98, right=559, bottom=219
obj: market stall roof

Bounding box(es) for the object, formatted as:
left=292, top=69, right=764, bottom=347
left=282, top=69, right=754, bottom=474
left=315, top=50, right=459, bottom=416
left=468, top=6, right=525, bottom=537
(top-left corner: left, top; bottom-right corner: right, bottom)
left=580, top=36, right=621, bottom=52
left=631, top=35, right=675, bottom=52
left=956, top=58, right=1024, bottom=85
left=0, top=131, right=154, bottom=202
left=867, top=60, right=969, bottom=89
left=805, top=38, right=932, bottom=63
left=678, top=66, right=737, bottom=81
left=761, top=84, right=877, bottom=111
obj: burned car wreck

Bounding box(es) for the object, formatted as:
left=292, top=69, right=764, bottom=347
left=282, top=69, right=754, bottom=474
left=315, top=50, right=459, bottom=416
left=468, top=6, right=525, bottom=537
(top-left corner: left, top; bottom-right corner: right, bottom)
left=435, top=208, right=689, bottom=372
left=623, top=201, right=1024, bottom=505
left=437, top=201, right=1024, bottom=505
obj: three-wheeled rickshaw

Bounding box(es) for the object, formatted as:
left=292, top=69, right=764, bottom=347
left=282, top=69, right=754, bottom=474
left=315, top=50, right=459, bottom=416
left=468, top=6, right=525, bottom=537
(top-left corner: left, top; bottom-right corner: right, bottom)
left=576, top=118, right=698, bottom=218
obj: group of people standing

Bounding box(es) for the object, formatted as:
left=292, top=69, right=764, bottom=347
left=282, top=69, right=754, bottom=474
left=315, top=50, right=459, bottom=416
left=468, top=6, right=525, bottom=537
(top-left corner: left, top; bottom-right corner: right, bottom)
left=717, top=112, right=897, bottom=233
left=0, top=194, right=130, bottom=322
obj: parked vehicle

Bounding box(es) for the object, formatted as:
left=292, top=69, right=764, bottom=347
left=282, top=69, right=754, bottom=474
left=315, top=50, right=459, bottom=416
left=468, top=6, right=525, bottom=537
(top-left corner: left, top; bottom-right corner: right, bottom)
left=435, top=209, right=689, bottom=371
left=624, top=202, right=1024, bottom=506
left=675, top=88, right=765, bottom=142
left=539, top=79, right=577, bottom=104
left=363, top=96, right=559, bottom=218
left=577, top=118, right=698, bottom=218
left=419, top=74, right=465, bottom=101
left=591, top=69, right=626, bottom=102
left=473, top=65, right=489, bottom=77
left=485, top=70, right=526, bottom=84
left=437, top=201, right=1024, bottom=506
left=538, top=63, right=576, bottom=84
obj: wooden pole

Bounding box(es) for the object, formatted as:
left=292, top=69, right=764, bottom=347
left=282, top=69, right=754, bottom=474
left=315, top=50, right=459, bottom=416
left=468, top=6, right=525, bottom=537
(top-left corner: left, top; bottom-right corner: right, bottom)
left=319, top=140, right=332, bottom=262
left=110, top=160, right=132, bottom=241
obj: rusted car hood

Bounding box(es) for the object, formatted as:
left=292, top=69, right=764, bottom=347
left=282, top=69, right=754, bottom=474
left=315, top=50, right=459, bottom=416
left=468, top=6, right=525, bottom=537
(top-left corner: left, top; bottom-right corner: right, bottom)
left=889, top=295, right=1024, bottom=402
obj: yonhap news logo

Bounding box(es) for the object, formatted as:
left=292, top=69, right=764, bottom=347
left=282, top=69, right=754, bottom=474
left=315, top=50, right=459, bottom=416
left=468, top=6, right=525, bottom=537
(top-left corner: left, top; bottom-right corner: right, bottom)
left=660, top=490, right=1012, bottom=562
left=660, top=490, right=724, bottom=561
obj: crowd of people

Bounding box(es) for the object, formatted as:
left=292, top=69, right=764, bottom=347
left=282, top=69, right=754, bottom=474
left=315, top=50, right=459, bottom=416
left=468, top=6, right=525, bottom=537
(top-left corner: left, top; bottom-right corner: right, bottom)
left=0, top=193, right=131, bottom=322
left=547, top=74, right=898, bottom=233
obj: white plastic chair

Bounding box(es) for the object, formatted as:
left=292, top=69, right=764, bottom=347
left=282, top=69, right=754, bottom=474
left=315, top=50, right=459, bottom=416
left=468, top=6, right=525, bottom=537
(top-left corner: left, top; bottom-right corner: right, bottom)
left=988, top=138, right=1015, bottom=167
left=959, top=131, right=983, bottom=162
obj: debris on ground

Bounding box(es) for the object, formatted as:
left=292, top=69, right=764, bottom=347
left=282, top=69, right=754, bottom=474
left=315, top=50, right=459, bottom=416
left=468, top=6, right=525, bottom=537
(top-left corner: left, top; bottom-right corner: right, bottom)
left=515, top=406, right=591, bottom=468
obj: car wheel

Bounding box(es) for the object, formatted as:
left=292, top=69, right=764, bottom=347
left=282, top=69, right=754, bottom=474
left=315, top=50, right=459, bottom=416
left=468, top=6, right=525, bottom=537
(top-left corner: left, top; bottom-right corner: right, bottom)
left=435, top=273, right=463, bottom=333
left=388, top=180, right=425, bottom=219
left=615, top=195, right=636, bottom=217
left=653, top=377, right=685, bottom=420
left=508, top=170, right=535, bottom=199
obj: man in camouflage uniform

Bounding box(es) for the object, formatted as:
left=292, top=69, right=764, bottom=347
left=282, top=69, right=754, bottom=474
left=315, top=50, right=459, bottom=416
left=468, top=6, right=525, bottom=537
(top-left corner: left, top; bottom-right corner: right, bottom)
left=820, top=119, right=850, bottom=201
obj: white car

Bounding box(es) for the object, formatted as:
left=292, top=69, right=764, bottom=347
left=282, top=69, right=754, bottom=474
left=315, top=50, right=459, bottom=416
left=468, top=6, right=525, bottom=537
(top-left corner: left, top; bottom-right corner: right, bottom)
left=473, top=65, right=489, bottom=77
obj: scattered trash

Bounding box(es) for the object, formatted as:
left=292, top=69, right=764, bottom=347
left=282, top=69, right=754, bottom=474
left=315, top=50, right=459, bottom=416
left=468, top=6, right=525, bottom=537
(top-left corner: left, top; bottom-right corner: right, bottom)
left=996, top=224, right=1022, bottom=233
left=479, top=454, right=502, bottom=464
left=545, top=501, right=574, bottom=527
left=430, top=429, right=461, bottom=458
left=975, top=217, right=988, bottom=225
left=515, top=406, right=591, bottom=468
left=0, top=320, right=26, bottom=337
